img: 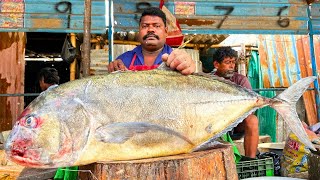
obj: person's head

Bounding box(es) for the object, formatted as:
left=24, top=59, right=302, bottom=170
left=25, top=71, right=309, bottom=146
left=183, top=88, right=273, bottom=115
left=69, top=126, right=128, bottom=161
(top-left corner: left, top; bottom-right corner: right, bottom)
left=38, top=67, right=60, bottom=91
left=138, top=7, right=168, bottom=52
left=213, top=47, right=238, bottom=78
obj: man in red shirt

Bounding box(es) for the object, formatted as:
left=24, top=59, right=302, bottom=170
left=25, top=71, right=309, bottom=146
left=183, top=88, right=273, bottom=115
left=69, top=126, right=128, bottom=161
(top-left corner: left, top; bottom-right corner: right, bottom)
left=212, top=46, right=259, bottom=158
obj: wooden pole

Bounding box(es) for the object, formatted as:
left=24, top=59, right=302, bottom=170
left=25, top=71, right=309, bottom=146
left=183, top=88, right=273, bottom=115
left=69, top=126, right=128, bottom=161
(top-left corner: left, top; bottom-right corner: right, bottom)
left=82, top=0, right=92, bottom=77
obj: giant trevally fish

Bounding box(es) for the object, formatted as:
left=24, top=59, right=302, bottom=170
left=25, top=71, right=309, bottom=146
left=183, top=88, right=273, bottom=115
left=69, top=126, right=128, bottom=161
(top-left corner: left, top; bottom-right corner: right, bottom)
left=5, top=69, right=316, bottom=168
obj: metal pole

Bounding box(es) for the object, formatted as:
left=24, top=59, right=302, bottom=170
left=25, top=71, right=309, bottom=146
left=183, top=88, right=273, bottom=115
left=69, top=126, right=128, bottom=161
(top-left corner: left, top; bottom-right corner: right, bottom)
left=108, top=0, right=114, bottom=63
left=251, top=88, right=315, bottom=92
left=307, top=5, right=320, bottom=122
left=82, top=0, right=92, bottom=77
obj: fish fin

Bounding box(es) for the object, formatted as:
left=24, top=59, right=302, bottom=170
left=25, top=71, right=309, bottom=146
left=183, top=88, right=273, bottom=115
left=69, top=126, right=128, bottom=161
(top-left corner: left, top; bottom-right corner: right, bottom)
left=193, top=73, right=256, bottom=95
left=95, top=122, right=194, bottom=145
left=110, top=70, right=130, bottom=74
left=192, top=140, right=231, bottom=152
left=157, top=62, right=174, bottom=71
left=271, top=76, right=317, bottom=151
left=192, top=72, right=214, bottom=78
left=195, top=108, right=258, bottom=150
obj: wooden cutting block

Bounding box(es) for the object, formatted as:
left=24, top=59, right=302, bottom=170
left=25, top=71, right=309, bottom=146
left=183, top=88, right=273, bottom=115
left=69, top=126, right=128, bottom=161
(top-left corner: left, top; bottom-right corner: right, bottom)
left=0, top=150, right=25, bottom=180
left=79, top=146, right=238, bottom=180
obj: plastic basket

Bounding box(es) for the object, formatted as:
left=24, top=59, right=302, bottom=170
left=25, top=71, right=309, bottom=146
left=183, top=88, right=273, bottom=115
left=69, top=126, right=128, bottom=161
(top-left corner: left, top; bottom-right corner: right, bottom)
left=236, top=157, right=274, bottom=179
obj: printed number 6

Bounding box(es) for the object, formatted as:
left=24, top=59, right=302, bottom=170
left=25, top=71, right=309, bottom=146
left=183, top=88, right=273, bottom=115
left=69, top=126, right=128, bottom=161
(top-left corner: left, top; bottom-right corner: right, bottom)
left=277, top=6, right=290, bottom=28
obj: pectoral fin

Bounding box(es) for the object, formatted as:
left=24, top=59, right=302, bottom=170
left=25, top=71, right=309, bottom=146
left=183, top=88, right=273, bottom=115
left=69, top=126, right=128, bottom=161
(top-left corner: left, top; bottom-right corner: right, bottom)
left=95, top=122, right=193, bottom=145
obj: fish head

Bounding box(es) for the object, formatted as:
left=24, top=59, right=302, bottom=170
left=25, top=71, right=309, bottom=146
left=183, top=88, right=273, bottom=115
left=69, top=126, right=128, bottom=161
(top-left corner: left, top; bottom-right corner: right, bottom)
left=5, top=91, right=90, bottom=168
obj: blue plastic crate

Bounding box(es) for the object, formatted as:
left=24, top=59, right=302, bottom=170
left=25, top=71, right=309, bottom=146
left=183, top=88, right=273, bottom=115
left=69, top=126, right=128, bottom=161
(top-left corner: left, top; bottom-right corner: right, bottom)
left=236, top=157, right=274, bottom=179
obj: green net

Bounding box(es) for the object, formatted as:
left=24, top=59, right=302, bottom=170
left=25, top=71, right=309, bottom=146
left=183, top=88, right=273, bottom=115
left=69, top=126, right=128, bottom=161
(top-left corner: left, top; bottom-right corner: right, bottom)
left=248, top=51, right=277, bottom=142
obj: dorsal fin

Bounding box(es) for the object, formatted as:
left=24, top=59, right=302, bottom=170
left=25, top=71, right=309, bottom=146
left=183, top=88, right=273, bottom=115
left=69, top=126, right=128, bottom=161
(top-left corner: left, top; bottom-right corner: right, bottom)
left=156, top=62, right=174, bottom=71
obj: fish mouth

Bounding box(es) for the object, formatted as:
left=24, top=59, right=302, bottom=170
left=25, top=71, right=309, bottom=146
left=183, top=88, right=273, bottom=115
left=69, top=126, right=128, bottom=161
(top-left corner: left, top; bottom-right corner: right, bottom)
left=7, top=148, right=45, bottom=167
left=11, top=148, right=24, bottom=157
left=9, top=154, right=44, bottom=167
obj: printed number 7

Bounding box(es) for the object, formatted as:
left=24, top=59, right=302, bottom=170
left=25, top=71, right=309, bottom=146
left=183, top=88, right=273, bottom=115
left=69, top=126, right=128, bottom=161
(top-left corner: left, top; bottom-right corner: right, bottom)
left=215, top=6, right=234, bottom=29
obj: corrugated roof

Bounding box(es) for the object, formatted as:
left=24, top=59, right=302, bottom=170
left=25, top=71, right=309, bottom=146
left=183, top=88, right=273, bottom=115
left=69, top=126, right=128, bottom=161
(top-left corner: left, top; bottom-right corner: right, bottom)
left=258, top=35, right=320, bottom=87
left=258, top=34, right=319, bottom=124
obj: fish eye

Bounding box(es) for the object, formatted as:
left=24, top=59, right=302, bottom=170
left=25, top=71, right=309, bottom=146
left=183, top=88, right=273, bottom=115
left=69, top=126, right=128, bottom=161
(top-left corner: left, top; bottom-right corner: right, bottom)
left=23, top=115, right=38, bottom=128
left=26, top=117, right=32, bottom=124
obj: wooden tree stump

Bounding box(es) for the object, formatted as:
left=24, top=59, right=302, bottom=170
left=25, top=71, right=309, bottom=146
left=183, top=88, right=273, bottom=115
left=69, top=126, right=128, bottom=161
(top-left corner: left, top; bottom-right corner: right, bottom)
left=78, top=146, right=238, bottom=180
left=308, top=150, right=320, bottom=180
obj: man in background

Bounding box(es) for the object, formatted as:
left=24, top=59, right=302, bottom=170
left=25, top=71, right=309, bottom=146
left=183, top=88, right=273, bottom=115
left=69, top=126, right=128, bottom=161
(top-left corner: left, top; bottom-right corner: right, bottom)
left=212, top=46, right=259, bottom=158
left=38, top=67, right=60, bottom=91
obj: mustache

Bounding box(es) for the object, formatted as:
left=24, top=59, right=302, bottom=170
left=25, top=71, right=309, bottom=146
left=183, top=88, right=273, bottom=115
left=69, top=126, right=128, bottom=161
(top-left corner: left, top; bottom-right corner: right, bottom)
left=143, top=33, right=159, bottom=40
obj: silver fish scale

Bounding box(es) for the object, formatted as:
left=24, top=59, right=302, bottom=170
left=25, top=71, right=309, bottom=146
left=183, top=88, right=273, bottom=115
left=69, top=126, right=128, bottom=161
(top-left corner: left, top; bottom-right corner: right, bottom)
left=44, top=70, right=259, bottom=132
left=83, top=71, right=258, bottom=139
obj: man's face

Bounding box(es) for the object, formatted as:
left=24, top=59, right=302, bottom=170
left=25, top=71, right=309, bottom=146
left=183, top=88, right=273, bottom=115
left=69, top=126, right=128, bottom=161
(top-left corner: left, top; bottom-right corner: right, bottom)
left=213, top=57, right=237, bottom=78
left=39, top=78, right=46, bottom=91
left=138, top=15, right=168, bottom=51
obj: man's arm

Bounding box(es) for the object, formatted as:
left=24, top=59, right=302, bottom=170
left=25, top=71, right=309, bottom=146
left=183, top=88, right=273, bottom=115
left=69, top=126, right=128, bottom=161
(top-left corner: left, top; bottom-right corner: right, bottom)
left=107, top=51, right=132, bottom=72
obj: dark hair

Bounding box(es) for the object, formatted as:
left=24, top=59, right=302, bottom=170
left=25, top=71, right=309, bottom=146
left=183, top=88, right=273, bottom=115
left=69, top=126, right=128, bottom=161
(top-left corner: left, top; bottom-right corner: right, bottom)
left=139, top=7, right=166, bottom=27
left=213, top=47, right=238, bottom=63
left=38, top=67, right=60, bottom=84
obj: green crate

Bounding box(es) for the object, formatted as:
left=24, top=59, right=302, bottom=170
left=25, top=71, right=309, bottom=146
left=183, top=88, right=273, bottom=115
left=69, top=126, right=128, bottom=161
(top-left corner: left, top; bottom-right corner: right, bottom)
left=236, top=157, right=274, bottom=179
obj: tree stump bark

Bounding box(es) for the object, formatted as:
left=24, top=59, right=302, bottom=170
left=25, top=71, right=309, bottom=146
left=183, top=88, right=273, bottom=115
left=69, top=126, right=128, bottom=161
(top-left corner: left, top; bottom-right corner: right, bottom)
left=78, top=146, right=238, bottom=180
left=308, top=150, right=320, bottom=180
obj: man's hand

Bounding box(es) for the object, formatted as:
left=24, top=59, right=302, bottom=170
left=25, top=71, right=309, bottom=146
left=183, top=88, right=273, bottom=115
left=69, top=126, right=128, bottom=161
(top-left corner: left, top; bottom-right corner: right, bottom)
left=107, top=59, right=127, bottom=72
left=161, top=49, right=196, bottom=75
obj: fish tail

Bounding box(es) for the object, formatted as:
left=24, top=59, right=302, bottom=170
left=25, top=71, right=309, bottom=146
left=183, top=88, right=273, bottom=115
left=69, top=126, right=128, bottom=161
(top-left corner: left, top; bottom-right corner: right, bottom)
left=270, top=76, right=317, bottom=151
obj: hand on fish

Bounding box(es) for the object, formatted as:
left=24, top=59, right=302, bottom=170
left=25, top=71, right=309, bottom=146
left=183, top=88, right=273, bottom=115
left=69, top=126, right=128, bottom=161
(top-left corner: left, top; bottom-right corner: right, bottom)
left=162, top=49, right=196, bottom=75
left=107, top=49, right=196, bottom=75
left=108, top=59, right=128, bottom=72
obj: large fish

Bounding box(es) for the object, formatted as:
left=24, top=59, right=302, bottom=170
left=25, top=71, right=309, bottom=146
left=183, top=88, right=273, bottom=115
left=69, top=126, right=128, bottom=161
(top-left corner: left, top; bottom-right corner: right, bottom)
left=5, top=69, right=316, bottom=168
